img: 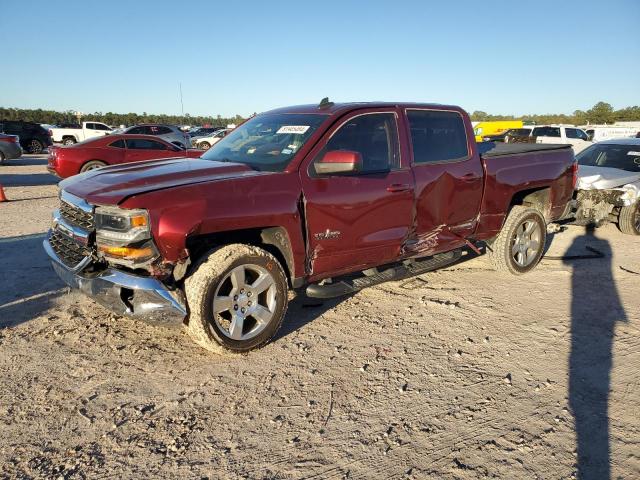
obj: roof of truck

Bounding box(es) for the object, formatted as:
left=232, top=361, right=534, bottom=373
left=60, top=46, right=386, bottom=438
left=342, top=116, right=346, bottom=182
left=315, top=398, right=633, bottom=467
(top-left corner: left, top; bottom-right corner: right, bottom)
left=264, top=102, right=464, bottom=116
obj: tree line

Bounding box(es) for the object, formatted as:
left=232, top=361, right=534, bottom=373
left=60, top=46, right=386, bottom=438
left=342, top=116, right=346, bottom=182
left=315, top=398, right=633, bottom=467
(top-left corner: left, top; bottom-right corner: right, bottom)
left=0, top=107, right=247, bottom=127
left=2, top=101, right=639, bottom=127
left=471, top=102, right=640, bottom=125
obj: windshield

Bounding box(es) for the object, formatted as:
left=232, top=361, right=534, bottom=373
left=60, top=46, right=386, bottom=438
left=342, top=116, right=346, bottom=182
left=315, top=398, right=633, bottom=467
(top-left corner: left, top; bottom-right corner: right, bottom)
left=577, top=144, right=640, bottom=172
left=201, top=113, right=328, bottom=171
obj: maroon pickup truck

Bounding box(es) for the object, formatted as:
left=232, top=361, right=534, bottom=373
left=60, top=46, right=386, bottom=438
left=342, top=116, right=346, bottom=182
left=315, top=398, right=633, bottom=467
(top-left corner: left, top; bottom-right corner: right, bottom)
left=44, top=101, right=576, bottom=352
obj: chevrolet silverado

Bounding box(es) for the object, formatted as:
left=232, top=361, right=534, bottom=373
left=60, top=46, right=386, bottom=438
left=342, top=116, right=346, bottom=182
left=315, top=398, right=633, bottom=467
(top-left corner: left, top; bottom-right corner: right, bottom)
left=44, top=101, right=577, bottom=352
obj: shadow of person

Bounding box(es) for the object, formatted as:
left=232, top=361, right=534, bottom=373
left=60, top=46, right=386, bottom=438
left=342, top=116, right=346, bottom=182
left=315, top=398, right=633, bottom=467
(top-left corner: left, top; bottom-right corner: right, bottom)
left=565, top=225, right=627, bottom=479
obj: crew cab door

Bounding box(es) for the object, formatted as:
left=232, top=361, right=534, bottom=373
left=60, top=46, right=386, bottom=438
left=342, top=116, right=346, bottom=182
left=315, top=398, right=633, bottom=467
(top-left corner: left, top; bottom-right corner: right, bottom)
left=403, top=108, right=484, bottom=255
left=124, top=138, right=176, bottom=162
left=300, top=108, right=415, bottom=280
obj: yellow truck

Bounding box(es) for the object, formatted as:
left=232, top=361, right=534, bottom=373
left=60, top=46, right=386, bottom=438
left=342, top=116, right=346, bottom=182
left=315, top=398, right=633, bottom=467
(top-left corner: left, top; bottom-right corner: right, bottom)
left=473, top=121, right=523, bottom=142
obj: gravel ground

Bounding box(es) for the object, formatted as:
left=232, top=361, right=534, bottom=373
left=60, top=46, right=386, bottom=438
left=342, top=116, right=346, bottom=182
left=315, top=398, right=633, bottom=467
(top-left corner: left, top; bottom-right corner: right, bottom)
left=1, top=154, right=639, bottom=479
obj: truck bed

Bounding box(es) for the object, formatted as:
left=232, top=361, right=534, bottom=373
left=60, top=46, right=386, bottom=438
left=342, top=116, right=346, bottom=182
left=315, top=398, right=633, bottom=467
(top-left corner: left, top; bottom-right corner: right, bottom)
left=475, top=142, right=575, bottom=239
left=479, top=142, right=571, bottom=158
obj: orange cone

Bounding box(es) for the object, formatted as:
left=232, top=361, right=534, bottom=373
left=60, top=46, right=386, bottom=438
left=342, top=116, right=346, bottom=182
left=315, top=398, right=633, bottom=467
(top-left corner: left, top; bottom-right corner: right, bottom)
left=0, top=184, right=7, bottom=202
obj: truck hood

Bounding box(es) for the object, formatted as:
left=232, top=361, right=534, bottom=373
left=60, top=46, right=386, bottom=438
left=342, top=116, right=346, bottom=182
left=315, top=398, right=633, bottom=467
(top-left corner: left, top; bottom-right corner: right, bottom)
left=59, top=158, right=259, bottom=205
left=577, top=165, right=640, bottom=190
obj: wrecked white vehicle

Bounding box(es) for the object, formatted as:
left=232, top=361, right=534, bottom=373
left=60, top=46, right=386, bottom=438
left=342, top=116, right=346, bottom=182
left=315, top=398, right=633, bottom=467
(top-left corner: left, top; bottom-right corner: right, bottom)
left=574, top=138, right=640, bottom=235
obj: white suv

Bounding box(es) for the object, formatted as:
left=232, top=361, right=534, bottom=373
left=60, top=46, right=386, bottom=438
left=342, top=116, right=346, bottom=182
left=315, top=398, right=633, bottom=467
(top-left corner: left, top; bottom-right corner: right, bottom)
left=531, top=125, right=592, bottom=153
left=122, top=124, right=191, bottom=149
left=193, top=128, right=231, bottom=150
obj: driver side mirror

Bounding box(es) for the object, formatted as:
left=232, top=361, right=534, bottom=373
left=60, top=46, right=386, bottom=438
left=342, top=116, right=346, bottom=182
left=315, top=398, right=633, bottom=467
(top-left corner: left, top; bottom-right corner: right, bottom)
left=315, top=150, right=363, bottom=175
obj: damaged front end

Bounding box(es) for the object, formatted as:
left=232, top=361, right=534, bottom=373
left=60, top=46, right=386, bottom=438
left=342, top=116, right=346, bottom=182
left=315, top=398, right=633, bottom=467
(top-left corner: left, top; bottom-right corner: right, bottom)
left=573, top=187, right=637, bottom=226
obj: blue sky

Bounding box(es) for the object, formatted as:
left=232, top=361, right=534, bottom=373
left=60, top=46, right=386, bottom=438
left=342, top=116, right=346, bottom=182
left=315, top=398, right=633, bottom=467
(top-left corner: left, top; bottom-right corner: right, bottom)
left=1, top=0, right=639, bottom=117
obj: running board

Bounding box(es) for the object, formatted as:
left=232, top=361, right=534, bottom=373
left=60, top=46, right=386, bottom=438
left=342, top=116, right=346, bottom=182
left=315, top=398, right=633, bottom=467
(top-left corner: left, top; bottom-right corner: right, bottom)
left=306, top=250, right=463, bottom=299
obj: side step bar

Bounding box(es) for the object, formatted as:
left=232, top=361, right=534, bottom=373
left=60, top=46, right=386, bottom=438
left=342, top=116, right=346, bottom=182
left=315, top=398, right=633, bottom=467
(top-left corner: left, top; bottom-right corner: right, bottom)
left=306, top=249, right=463, bottom=299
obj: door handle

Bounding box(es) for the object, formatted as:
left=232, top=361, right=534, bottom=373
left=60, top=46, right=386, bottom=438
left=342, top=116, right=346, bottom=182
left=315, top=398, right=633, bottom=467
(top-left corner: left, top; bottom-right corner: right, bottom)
left=387, top=183, right=412, bottom=193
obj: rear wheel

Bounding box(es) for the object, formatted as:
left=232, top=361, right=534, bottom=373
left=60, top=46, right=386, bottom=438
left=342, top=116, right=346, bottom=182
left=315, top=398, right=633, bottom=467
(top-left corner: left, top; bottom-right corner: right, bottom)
left=198, top=141, right=211, bottom=150
left=185, top=244, right=288, bottom=353
left=618, top=201, right=640, bottom=235
left=80, top=160, right=107, bottom=173
left=28, top=139, right=44, bottom=154
left=487, top=205, right=546, bottom=274
left=62, top=137, right=77, bottom=146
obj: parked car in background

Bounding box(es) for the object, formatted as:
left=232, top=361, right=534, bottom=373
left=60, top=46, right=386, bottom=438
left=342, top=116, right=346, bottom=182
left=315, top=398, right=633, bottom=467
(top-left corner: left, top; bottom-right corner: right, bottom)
left=121, top=124, right=191, bottom=149
left=44, top=101, right=576, bottom=353
left=573, top=138, right=640, bottom=234
left=0, top=120, right=52, bottom=153
left=50, top=121, right=113, bottom=145
left=582, top=126, right=638, bottom=142
left=531, top=125, right=592, bottom=153
left=482, top=127, right=533, bottom=143
left=190, top=127, right=224, bottom=139
left=0, top=133, right=22, bottom=164
left=193, top=128, right=231, bottom=149
left=473, top=120, right=523, bottom=142
left=47, top=134, right=202, bottom=178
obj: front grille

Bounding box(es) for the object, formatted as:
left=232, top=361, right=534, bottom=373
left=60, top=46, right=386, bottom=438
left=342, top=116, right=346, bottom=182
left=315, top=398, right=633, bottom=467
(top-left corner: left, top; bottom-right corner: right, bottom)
left=60, top=200, right=94, bottom=230
left=49, top=229, right=90, bottom=268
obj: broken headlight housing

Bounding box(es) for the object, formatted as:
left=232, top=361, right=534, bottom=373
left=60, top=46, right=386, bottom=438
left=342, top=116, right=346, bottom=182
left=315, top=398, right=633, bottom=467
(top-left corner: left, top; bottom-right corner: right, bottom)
left=619, top=184, right=639, bottom=206
left=95, top=206, right=158, bottom=267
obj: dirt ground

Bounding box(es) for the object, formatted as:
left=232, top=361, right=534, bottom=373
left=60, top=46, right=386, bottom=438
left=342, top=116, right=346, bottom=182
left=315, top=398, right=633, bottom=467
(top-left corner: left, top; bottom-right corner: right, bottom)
left=1, top=154, right=639, bottom=479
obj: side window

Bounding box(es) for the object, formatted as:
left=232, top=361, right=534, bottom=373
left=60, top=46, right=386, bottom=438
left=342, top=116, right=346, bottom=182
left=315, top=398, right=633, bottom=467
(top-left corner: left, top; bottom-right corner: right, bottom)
left=94, top=123, right=111, bottom=131
left=156, top=126, right=173, bottom=135
left=126, top=139, right=168, bottom=150
left=126, top=126, right=143, bottom=135
left=85, top=123, right=97, bottom=130
left=146, top=126, right=161, bottom=135
left=576, top=129, right=589, bottom=141
left=565, top=128, right=579, bottom=139
left=108, top=139, right=125, bottom=148
left=549, top=127, right=561, bottom=137
left=314, top=113, right=399, bottom=174
left=407, top=110, right=469, bottom=164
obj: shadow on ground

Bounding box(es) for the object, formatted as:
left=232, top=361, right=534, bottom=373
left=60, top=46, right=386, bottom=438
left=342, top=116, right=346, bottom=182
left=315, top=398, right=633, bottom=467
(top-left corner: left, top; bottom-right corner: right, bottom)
left=0, top=233, right=64, bottom=327
left=565, top=225, right=626, bottom=479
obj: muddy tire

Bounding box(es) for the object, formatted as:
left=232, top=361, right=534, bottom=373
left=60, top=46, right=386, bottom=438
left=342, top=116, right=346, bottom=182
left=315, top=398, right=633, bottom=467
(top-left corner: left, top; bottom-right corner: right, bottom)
left=184, top=244, right=288, bottom=353
left=618, top=201, right=640, bottom=235
left=487, top=205, right=546, bottom=275
left=80, top=160, right=107, bottom=173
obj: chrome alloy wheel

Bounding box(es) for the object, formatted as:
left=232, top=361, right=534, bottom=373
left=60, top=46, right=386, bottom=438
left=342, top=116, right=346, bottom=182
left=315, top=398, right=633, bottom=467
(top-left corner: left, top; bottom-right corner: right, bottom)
left=511, top=220, right=542, bottom=267
left=211, top=264, right=277, bottom=341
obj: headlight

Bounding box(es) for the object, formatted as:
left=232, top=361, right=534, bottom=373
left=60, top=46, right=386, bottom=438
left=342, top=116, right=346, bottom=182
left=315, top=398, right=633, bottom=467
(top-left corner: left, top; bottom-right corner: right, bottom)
left=95, top=206, right=158, bottom=265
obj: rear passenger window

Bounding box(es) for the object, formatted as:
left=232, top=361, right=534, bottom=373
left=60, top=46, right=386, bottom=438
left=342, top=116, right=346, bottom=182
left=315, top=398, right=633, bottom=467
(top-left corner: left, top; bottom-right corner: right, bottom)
left=533, top=127, right=561, bottom=137
left=126, top=126, right=144, bottom=134
left=108, top=139, right=125, bottom=148
left=126, top=139, right=168, bottom=150
left=407, top=110, right=469, bottom=163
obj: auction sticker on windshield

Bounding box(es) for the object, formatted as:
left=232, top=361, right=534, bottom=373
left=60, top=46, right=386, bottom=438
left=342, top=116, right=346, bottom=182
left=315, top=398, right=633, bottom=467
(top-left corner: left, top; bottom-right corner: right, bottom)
left=627, top=151, right=640, bottom=156
left=276, top=125, right=310, bottom=134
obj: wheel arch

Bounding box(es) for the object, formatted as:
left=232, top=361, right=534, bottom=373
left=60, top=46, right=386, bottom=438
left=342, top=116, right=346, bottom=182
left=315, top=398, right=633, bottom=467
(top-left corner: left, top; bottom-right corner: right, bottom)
left=185, top=226, right=297, bottom=287
left=509, top=186, right=552, bottom=221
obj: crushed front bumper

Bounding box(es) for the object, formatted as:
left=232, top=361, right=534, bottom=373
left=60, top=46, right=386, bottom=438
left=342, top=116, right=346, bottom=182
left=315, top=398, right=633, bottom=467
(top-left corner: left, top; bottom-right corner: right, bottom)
left=43, top=234, right=187, bottom=328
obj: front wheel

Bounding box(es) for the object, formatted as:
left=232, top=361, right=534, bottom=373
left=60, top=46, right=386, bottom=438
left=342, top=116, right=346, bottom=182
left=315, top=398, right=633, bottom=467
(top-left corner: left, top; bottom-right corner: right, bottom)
left=487, top=205, right=546, bottom=274
left=63, top=137, right=77, bottom=146
left=618, top=201, right=640, bottom=235
left=184, top=244, right=288, bottom=353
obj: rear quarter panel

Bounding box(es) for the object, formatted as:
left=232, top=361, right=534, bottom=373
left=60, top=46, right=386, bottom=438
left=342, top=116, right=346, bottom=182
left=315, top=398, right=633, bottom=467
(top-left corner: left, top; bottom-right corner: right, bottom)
left=476, top=149, right=575, bottom=239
